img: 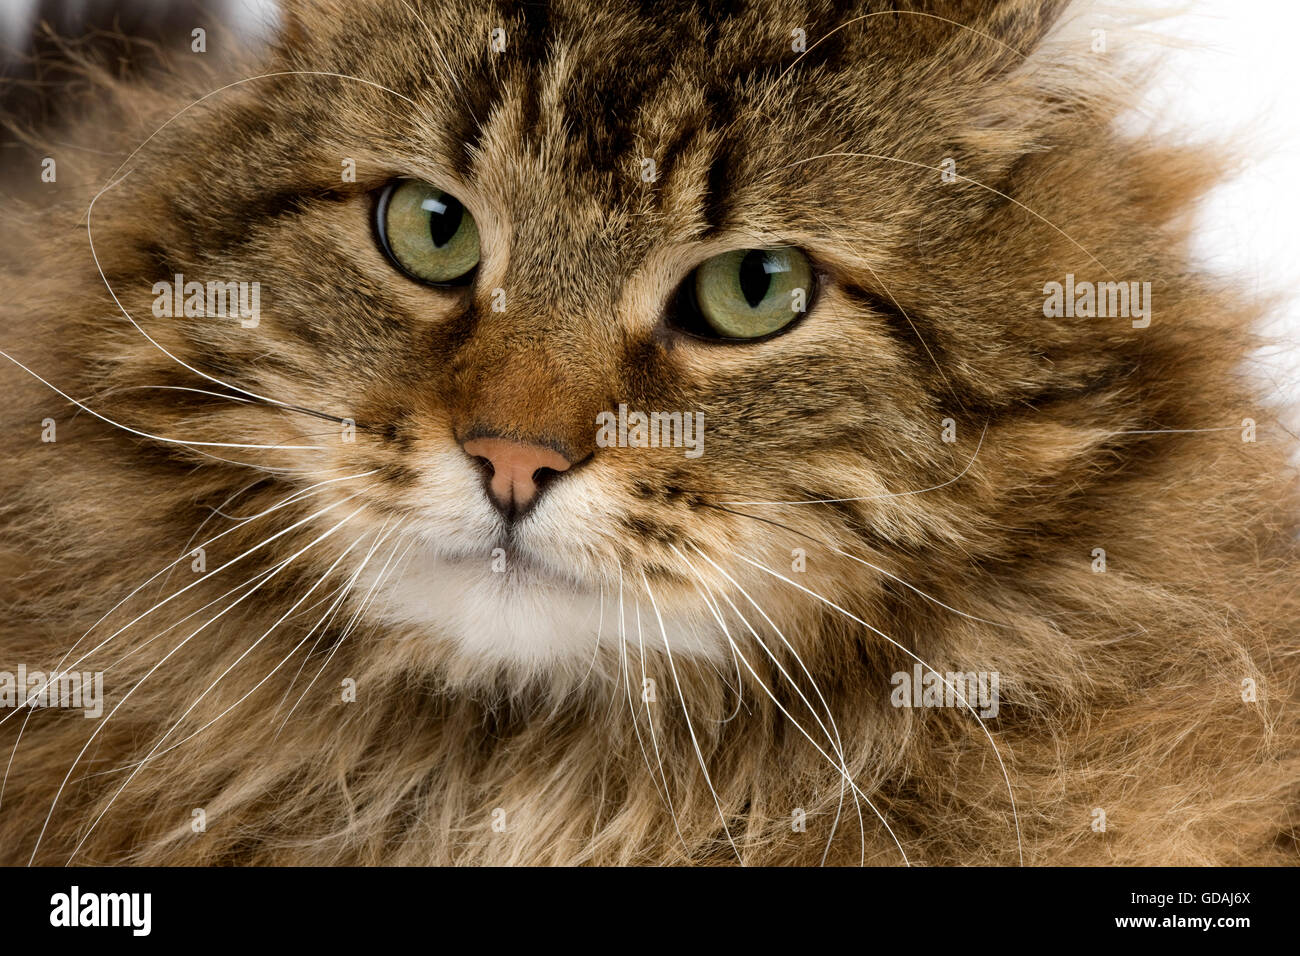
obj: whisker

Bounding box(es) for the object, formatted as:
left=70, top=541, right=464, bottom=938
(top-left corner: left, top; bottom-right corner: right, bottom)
left=0, top=349, right=327, bottom=451
left=82, top=69, right=447, bottom=431
left=27, top=502, right=367, bottom=865
left=269, top=519, right=402, bottom=737
left=103, top=544, right=318, bottom=675
left=808, top=211, right=965, bottom=413
left=576, top=576, right=606, bottom=691
left=712, top=628, right=746, bottom=726
left=0, top=471, right=376, bottom=810
left=682, top=546, right=848, bottom=756
left=273, top=527, right=414, bottom=733
left=697, top=501, right=1010, bottom=627
left=786, top=150, right=1117, bottom=278
left=260, top=577, right=356, bottom=735
left=614, top=564, right=672, bottom=820
left=734, top=551, right=1024, bottom=865
left=698, top=577, right=863, bottom=867
left=154, top=475, right=268, bottom=600
left=767, top=11, right=1027, bottom=106
left=66, top=517, right=375, bottom=862
left=0, top=488, right=370, bottom=729
left=74, top=384, right=261, bottom=412
left=641, top=570, right=742, bottom=864
left=82, top=578, right=353, bottom=782
left=152, top=469, right=375, bottom=604
left=679, top=543, right=868, bottom=865
left=393, top=0, right=479, bottom=125
left=672, top=548, right=897, bottom=865
left=632, top=590, right=690, bottom=857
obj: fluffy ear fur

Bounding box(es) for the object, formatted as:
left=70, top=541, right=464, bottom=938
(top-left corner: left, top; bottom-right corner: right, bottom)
left=272, top=0, right=344, bottom=55
left=909, top=0, right=1077, bottom=73
left=971, top=0, right=1078, bottom=56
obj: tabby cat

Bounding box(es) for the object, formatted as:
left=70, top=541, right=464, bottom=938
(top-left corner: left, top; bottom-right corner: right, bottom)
left=0, top=0, right=1296, bottom=865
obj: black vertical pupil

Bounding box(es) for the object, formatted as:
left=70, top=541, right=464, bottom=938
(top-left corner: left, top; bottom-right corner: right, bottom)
left=738, top=250, right=772, bottom=307
left=428, top=194, right=464, bottom=248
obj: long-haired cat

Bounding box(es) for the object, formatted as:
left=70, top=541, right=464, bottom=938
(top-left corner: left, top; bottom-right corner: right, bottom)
left=0, top=0, right=1297, bottom=865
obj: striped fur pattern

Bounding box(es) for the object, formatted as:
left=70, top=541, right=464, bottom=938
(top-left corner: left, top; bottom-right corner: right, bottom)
left=0, top=0, right=1296, bottom=864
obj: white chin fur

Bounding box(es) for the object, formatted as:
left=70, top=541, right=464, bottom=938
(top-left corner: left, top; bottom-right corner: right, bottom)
left=366, top=543, right=725, bottom=673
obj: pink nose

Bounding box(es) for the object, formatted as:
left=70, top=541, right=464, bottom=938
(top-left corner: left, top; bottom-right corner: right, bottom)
left=461, top=437, right=573, bottom=517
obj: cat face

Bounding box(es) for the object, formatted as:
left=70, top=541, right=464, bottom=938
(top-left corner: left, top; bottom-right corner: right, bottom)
left=106, top=0, right=1089, bottom=679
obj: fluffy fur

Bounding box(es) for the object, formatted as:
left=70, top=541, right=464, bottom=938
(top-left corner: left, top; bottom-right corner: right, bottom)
left=0, top=0, right=1297, bottom=865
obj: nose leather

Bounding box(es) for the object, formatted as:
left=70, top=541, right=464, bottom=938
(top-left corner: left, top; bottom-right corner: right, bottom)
left=461, top=436, right=573, bottom=517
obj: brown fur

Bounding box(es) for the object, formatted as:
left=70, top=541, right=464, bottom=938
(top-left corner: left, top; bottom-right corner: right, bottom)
left=0, top=0, right=1297, bottom=865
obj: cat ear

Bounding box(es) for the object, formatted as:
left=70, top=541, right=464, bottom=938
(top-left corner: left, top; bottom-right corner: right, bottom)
left=936, top=0, right=1142, bottom=178
left=272, top=0, right=390, bottom=58
left=272, top=0, right=366, bottom=56
left=272, top=0, right=312, bottom=54
left=951, top=0, right=1079, bottom=82
left=985, top=0, right=1076, bottom=49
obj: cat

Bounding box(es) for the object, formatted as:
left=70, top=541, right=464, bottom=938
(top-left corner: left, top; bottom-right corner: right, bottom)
left=0, top=0, right=1297, bottom=866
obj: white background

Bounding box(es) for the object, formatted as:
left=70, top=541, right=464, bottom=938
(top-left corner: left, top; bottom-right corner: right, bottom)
left=1138, top=1, right=1300, bottom=410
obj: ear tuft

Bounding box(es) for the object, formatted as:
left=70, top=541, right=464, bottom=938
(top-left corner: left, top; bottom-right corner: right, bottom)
left=979, top=0, right=1078, bottom=56
left=273, top=0, right=313, bottom=56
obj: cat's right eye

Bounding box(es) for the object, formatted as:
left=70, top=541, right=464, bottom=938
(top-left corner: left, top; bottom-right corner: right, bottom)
left=376, top=179, right=481, bottom=285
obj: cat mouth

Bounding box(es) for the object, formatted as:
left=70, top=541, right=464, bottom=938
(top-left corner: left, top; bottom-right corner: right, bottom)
left=435, top=541, right=597, bottom=592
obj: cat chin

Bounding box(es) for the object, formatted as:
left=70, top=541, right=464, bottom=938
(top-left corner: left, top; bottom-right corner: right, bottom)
left=362, top=542, right=727, bottom=674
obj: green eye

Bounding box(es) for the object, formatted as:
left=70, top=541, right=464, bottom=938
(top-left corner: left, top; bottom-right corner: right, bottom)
left=684, top=247, right=814, bottom=340
left=377, top=179, right=480, bottom=284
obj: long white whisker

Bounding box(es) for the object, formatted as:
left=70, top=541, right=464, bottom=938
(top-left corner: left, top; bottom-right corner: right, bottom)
left=269, top=518, right=398, bottom=733
left=150, top=469, right=369, bottom=606
left=679, top=544, right=867, bottom=865
left=673, top=549, right=901, bottom=865
left=682, top=546, right=848, bottom=759
left=713, top=629, right=746, bottom=725
left=82, top=577, right=353, bottom=783
left=632, top=590, right=689, bottom=856
left=614, top=563, right=671, bottom=815
left=28, top=502, right=366, bottom=865
left=762, top=11, right=1026, bottom=118
left=0, top=471, right=375, bottom=809
left=1, top=489, right=369, bottom=731
left=711, top=583, right=862, bottom=867
left=102, top=543, right=319, bottom=674
left=77, top=383, right=262, bottom=410
left=576, top=576, right=606, bottom=691
left=641, top=570, right=741, bottom=864
left=151, top=475, right=267, bottom=600
left=0, top=349, right=325, bottom=451
left=274, top=528, right=414, bottom=732
left=735, top=551, right=1024, bottom=865
left=705, top=502, right=1010, bottom=628
left=66, top=516, right=373, bottom=862
left=780, top=151, right=1116, bottom=278
left=84, top=71, right=435, bottom=422
left=809, top=210, right=964, bottom=412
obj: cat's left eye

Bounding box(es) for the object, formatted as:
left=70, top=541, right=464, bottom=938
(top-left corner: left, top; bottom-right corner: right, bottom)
left=375, top=179, right=480, bottom=285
